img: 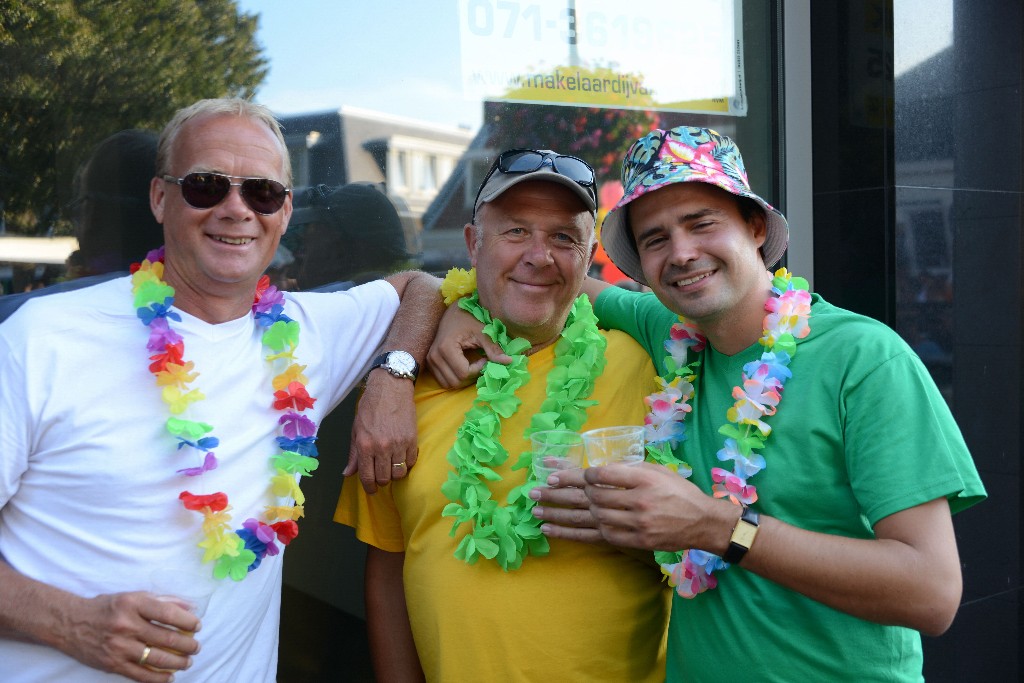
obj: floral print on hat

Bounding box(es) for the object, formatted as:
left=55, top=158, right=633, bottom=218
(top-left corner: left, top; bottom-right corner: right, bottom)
left=600, top=126, right=789, bottom=285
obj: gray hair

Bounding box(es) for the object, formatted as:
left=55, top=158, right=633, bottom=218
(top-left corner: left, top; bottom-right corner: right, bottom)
left=155, top=98, right=292, bottom=185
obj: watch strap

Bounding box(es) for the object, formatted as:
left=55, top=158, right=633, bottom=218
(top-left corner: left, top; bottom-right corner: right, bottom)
left=722, top=507, right=760, bottom=565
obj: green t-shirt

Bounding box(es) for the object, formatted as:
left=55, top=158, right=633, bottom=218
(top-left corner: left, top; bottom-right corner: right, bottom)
left=596, top=286, right=986, bottom=682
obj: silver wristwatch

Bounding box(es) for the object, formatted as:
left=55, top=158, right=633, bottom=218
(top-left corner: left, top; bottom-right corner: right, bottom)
left=369, top=350, right=419, bottom=381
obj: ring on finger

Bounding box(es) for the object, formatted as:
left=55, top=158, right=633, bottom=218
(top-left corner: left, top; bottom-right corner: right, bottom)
left=138, top=645, right=152, bottom=666
left=392, top=461, right=407, bottom=469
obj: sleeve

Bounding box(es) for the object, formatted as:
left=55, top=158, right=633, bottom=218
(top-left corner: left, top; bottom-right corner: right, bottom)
left=0, top=326, right=31, bottom=509
left=334, top=475, right=406, bottom=552
left=594, top=286, right=678, bottom=372
left=289, top=280, right=401, bottom=411
left=842, top=347, right=986, bottom=525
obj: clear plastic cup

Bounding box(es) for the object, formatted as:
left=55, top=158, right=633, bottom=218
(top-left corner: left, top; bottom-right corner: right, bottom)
left=529, top=430, right=584, bottom=485
left=149, top=567, right=216, bottom=619
left=581, top=425, right=645, bottom=467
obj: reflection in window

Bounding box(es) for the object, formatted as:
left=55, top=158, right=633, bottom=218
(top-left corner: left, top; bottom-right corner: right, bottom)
left=907, top=209, right=948, bottom=270
left=1, top=3, right=785, bottom=678
left=287, top=142, right=311, bottom=188
left=421, top=155, right=437, bottom=192
left=2, top=0, right=777, bottom=296
left=394, top=151, right=408, bottom=189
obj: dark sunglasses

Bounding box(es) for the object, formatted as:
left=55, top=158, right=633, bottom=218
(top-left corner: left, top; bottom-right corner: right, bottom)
left=163, top=172, right=291, bottom=215
left=472, top=149, right=596, bottom=221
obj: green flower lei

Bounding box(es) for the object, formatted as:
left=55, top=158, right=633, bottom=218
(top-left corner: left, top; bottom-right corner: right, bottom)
left=441, top=291, right=607, bottom=570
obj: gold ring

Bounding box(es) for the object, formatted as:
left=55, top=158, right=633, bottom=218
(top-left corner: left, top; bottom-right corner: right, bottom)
left=138, top=645, right=152, bottom=666
left=392, top=462, right=406, bottom=469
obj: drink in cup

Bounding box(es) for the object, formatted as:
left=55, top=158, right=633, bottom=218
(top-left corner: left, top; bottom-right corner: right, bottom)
left=581, top=425, right=646, bottom=467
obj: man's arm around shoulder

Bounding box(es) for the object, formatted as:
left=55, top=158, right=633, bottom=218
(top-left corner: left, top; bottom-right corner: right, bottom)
left=344, top=271, right=443, bottom=492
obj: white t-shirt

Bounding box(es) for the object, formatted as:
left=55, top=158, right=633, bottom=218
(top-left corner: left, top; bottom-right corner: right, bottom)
left=0, top=275, right=398, bottom=681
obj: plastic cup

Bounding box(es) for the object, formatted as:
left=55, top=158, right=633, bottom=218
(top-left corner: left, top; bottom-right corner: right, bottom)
left=144, top=567, right=216, bottom=667
left=582, top=425, right=646, bottom=467
left=149, top=567, right=216, bottom=619
left=529, top=430, right=584, bottom=485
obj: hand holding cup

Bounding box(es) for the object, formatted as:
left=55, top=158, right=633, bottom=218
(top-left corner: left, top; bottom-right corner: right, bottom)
left=140, top=567, right=215, bottom=670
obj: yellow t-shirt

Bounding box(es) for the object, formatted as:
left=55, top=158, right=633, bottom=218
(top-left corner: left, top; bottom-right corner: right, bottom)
left=336, top=330, right=670, bottom=682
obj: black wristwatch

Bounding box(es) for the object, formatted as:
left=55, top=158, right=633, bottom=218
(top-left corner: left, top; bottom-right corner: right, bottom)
left=369, top=350, right=419, bottom=381
left=722, top=507, right=760, bottom=565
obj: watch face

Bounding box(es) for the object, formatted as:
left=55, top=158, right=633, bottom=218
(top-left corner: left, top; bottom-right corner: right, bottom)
left=387, top=351, right=417, bottom=377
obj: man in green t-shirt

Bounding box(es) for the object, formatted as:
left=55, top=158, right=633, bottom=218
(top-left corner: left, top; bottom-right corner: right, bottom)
left=428, top=126, right=986, bottom=681
left=533, top=126, right=986, bottom=681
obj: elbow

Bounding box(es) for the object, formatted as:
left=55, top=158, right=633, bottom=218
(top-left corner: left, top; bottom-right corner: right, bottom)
left=909, top=578, right=962, bottom=637
left=915, top=598, right=960, bottom=637
left=917, top=612, right=957, bottom=638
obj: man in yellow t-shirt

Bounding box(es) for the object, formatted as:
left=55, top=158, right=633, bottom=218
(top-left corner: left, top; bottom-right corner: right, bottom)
left=336, top=149, right=670, bottom=681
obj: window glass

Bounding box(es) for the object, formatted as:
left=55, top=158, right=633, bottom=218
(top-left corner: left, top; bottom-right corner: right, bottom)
left=0, top=0, right=782, bottom=671
left=1, top=0, right=779, bottom=297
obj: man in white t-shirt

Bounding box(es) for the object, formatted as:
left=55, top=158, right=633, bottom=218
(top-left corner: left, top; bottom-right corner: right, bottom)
left=0, top=98, right=439, bottom=682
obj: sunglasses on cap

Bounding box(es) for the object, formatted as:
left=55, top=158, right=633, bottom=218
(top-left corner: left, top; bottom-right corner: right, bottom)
left=472, top=149, right=596, bottom=221
left=162, top=172, right=291, bottom=215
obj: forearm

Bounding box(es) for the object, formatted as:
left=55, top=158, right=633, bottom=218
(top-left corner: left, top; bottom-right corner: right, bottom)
left=346, top=272, right=441, bottom=489
left=581, top=275, right=610, bottom=303
left=344, top=271, right=440, bottom=487
left=716, top=498, right=962, bottom=635
left=0, top=557, right=197, bottom=680
left=382, top=270, right=444, bottom=365
left=0, top=559, right=79, bottom=646
left=586, top=466, right=962, bottom=635
left=364, top=547, right=423, bottom=682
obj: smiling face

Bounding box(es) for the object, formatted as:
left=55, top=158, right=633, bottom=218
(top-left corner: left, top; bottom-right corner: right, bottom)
left=467, top=180, right=596, bottom=347
left=150, top=113, right=292, bottom=316
left=629, top=182, right=770, bottom=344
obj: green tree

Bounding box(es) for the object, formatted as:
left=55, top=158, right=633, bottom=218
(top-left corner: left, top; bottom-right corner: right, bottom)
left=0, top=0, right=267, bottom=234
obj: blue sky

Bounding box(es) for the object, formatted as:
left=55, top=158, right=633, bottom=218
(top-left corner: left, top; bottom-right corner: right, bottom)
left=235, top=0, right=481, bottom=129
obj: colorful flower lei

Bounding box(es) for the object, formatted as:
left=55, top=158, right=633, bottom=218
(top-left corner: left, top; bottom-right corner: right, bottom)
left=644, top=268, right=812, bottom=598
left=130, top=247, right=317, bottom=581
left=441, top=291, right=606, bottom=570
left=440, top=267, right=477, bottom=305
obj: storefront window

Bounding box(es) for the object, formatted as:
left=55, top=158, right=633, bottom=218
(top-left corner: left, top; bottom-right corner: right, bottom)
left=1, top=1, right=783, bottom=678
left=1, top=0, right=780, bottom=297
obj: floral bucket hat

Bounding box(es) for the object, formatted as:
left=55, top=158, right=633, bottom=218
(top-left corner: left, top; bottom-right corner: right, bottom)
left=600, top=126, right=789, bottom=285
